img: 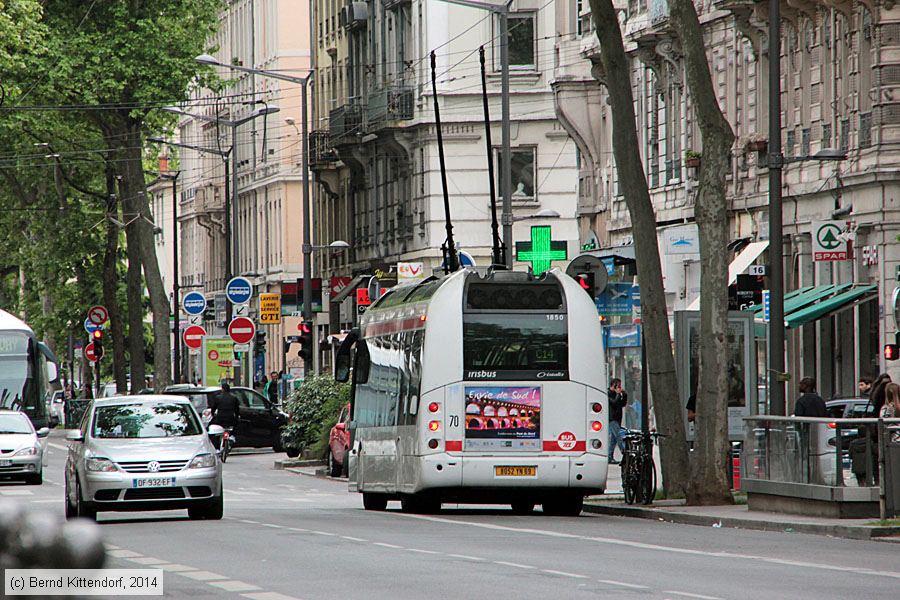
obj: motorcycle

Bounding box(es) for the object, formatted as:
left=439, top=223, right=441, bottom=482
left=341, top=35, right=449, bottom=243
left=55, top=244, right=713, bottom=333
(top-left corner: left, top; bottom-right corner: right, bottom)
left=207, top=424, right=236, bottom=463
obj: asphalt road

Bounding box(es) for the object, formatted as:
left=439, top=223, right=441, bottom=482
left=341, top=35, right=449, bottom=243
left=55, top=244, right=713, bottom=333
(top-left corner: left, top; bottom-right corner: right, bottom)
left=3, top=432, right=895, bottom=600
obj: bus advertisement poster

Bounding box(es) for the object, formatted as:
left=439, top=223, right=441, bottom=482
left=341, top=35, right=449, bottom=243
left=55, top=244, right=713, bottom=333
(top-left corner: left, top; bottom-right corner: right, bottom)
left=464, top=386, right=541, bottom=451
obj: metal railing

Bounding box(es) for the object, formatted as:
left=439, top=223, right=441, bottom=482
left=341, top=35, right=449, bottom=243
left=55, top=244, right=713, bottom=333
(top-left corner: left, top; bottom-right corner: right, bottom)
left=328, top=102, right=365, bottom=145
left=743, top=415, right=900, bottom=518
left=366, top=86, right=414, bottom=130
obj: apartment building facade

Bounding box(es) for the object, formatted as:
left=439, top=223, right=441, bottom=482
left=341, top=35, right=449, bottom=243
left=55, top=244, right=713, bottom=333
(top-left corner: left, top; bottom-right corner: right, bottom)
left=311, top=0, right=581, bottom=342
left=554, top=0, right=900, bottom=401
left=161, top=0, right=312, bottom=381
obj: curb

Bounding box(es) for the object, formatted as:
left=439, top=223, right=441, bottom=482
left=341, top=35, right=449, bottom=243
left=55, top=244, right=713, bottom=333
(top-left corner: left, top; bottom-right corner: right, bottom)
left=582, top=502, right=900, bottom=541
left=273, top=459, right=325, bottom=470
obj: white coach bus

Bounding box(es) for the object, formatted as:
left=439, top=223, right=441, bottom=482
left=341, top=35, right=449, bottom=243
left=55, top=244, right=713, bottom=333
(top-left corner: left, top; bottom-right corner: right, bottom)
left=0, top=309, right=59, bottom=430
left=335, top=268, right=608, bottom=516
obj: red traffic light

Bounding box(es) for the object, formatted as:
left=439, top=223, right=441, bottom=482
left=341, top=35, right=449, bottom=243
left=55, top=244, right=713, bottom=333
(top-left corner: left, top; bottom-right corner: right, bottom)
left=92, top=329, right=103, bottom=340
left=886, top=343, right=900, bottom=361
left=298, top=322, right=311, bottom=334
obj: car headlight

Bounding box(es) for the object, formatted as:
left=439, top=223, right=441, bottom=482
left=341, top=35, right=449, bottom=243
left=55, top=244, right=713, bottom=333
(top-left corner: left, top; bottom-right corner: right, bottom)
left=189, top=453, right=216, bottom=469
left=85, top=457, right=117, bottom=472
left=14, top=446, right=39, bottom=457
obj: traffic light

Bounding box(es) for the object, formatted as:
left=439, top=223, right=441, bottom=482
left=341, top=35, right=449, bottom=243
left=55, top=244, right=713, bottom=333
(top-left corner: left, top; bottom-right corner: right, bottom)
left=886, top=332, right=900, bottom=361
left=298, top=321, right=313, bottom=363
left=575, top=271, right=596, bottom=298
left=92, top=329, right=105, bottom=360
left=255, top=330, right=267, bottom=351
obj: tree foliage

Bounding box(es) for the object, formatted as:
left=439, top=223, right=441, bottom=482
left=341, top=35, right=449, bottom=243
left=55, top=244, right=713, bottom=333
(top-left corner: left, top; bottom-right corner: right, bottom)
left=282, top=376, right=351, bottom=456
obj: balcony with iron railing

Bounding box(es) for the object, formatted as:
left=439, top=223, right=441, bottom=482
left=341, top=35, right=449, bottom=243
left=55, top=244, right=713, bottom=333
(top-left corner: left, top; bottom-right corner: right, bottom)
left=310, top=130, right=338, bottom=167
left=366, top=86, right=414, bottom=131
left=329, top=101, right=365, bottom=146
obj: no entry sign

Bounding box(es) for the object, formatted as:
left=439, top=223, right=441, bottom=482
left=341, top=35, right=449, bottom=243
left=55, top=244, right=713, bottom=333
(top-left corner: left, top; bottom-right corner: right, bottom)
left=182, top=325, right=207, bottom=350
left=84, top=342, right=98, bottom=363
left=228, top=317, right=255, bottom=345
left=87, top=305, right=109, bottom=326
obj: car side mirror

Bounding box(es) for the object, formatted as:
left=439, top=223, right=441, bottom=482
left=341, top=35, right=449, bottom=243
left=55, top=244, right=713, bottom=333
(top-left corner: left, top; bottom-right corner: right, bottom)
left=66, top=430, right=84, bottom=442
left=36, top=427, right=51, bottom=438
left=46, top=362, right=59, bottom=383
left=335, top=422, right=346, bottom=432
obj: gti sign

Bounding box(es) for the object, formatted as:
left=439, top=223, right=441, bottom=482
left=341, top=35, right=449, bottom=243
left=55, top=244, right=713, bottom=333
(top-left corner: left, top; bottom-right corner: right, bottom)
left=225, top=276, right=253, bottom=305
left=182, top=291, right=207, bottom=316
left=812, top=221, right=849, bottom=261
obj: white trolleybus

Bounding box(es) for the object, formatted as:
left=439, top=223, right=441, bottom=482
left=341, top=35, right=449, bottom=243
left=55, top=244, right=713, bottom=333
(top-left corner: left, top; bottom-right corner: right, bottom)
left=0, top=309, right=59, bottom=430
left=335, top=268, right=608, bottom=516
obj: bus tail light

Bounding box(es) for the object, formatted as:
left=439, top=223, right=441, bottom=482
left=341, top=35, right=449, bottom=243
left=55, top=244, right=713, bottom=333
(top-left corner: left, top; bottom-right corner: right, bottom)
left=591, top=439, right=602, bottom=450
left=428, top=438, right=439, bottom=449
left=428, top=402, right=440, bottom=413
left=591, top=421, right=603, bottom=432
left=591, top=402, right=602, bottom=413
left=428, top=420, right=441, bottom=432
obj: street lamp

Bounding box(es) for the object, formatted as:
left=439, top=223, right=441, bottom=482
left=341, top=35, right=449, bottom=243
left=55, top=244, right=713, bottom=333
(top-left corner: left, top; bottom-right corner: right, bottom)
left=159, top=104, right=278, bottom=321
left=195, top=54, right=316, bottom=325
left=767, top=0, right=846, bottom=416
left=435, top=1, right=514, bottom=268
left=513, top=209, right=561, bottom=222
left=311, top=240, right=351, bottom=250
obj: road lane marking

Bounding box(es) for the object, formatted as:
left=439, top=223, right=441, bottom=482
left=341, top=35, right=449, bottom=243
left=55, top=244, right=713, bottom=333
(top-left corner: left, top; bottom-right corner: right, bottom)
left=391, top=513, right=900, bottom=580
left=663, top=592, right=722, bottom=600
left=406, top=548, right=439, bottom=555
left=374, top=542, right=403, bottom=549
left=108, top=549, right=142, bottom=558
left=493, top=561, right=536, bottom=570
left=239, top=519, right=260, bottom=524
left=157, top=564, right=198, bottom=572
left=125, top=557, right=168, bottom=565
left=341, top=536, right=368, bottom=542
left=242, top=593, right=304, bottom=600
left=447, top=554, right=484, bottom=561
left=0, top=490, right=33, bottom=496
left=598, top=580, right=649, bottom=590
left=310, top=530, right=336, bottom=536
left=104, top=544, right=121, bottom=550
left=288, top=527, right=309, bottom=533
left=180, top=571, right=229, bottom=582
left=262, top=523, right=284, bottom=529
left=542, top=569, right=588, bottom=579
left=210, top=580, right=263, bottom=592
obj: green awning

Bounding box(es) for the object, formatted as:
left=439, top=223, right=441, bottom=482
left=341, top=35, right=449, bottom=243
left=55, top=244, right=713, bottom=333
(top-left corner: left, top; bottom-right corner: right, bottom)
left=785, top=285, right=877, bottom=329
left=751, top=285, right=817, bottom=314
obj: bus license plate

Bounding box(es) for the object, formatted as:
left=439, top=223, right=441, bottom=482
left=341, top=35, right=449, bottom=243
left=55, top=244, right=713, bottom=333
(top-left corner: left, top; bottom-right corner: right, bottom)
left=495, top=466, right=536, bottom=477
left=132, top=477, right=176, bottom=488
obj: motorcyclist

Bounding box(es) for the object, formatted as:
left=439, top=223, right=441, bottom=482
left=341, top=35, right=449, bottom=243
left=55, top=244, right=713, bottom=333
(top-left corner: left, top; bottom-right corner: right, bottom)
left=211, top=382, right=240, bottom=439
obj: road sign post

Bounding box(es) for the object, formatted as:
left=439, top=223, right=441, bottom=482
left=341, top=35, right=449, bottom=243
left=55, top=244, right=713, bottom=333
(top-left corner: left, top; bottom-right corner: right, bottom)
left=87, top=305, right=109, bottom=326
left=228, top=317, right=256, bottom=345
left=182, top=292, right=207, bottom=316
left=183, top=325, right=207, bottom=350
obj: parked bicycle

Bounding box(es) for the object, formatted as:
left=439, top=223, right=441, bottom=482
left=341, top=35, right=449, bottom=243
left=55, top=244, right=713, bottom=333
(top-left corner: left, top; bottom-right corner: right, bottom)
left=621, top=429, right=665, bottom=505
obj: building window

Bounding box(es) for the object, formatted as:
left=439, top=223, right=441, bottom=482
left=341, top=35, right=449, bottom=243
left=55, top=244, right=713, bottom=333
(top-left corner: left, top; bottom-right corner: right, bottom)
left=840, top=118, right=850, bottom=152
left=497, top=13, right=535, bottom=70
left=496, top=147, right=536, bottom=202
left=801, top=128, right=810, bottom=156
left=859, top=112, right=872, bottom=148
left=785, top=129, right=795, bottom=157
left=822, top=123, right=832, bottom=149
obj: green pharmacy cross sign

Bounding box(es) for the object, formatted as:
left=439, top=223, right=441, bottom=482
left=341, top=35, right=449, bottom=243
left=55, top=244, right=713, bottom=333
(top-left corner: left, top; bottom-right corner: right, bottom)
left=516, top=225, right=568, bottom=275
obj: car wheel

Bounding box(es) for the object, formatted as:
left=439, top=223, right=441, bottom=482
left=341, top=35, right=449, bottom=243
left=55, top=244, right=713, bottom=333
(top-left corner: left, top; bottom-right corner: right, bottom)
left=400, top=495, right=441, bottom=514
left=273, top=434, right=284, bottom=454
left=542, top=495, right=583, bottom=517
left=328, top=450, right=342, bottom=477
left=75, top=479, right=97, bottom=521
left=189, top=487, right=224, bottom=520
left=64, top=478, right=77, bottom=520
left=25, top=471, right=42, bottom=486
left=285, top=447, right=300, bottom=459
left=362, top=493, right=388, bottom=511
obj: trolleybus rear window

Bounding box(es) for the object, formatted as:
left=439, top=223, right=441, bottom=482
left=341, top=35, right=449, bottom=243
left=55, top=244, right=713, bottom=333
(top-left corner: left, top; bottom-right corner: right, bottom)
left=463, top=314, right=568, bottom=380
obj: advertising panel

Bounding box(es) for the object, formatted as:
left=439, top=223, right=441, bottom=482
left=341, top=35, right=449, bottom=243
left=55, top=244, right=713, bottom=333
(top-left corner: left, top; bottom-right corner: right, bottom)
left=202, top=337, right=235, bottom=387
left=464, top=386, right=541, bottom=451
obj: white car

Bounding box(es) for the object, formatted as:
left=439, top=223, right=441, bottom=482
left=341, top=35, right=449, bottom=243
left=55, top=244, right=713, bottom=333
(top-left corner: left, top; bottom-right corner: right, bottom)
left=64, top=395, right=223, bottom=521
left=0, top=410, right=49, bottom=485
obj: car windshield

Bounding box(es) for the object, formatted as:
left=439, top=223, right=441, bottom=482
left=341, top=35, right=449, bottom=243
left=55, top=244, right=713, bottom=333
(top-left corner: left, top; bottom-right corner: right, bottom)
left=92, top=403, right=201, bottom=439
left=0, top=412, right=33, bottom=434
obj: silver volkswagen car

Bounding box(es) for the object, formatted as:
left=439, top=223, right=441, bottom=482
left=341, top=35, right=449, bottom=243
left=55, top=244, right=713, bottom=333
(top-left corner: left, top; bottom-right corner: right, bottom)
left=65, top=395, right=223, bottom=521
left=0, top=410, right=49, bottom=484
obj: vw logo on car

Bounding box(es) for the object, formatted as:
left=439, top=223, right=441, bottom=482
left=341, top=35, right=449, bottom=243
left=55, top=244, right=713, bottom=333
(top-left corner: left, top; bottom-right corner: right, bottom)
left=147, top=461, right=161, bottom=473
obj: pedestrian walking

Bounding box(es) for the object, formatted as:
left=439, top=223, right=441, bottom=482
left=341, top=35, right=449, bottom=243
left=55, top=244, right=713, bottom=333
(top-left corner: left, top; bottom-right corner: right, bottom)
left=607, top=378, right=627, bottom=464
left=793, top=376, right=826, bottom=417
left=858, top=376, right=873, bottom=397
left=880, top=382, right=900, bottom=443
left=869, top=373, right=892, bottom=415
left=264, top=371, right=279, bottom=404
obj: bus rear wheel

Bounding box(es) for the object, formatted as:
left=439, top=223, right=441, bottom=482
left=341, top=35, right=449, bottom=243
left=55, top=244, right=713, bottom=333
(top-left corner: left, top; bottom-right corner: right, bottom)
left=400, top=494, right=441, bottom=514
left=510, top=501, right=535, bottom=515
left=542, top=495, right=583, bottom=517
left=362, top=493, right=388, bottom=511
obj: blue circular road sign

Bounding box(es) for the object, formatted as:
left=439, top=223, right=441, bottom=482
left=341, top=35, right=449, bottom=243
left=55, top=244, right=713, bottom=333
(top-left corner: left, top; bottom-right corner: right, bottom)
left=225, top=276, right=253, bottom=305
left=182, top=291, right=207, bottom=315
left=83, top=318, right=103, bottom=335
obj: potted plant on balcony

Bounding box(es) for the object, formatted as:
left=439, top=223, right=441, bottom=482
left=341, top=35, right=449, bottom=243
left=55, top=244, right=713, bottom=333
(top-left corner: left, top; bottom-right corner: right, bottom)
left=745, top=133, right=768, bottom=153
left=685, top=150, right=702, bottom=168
